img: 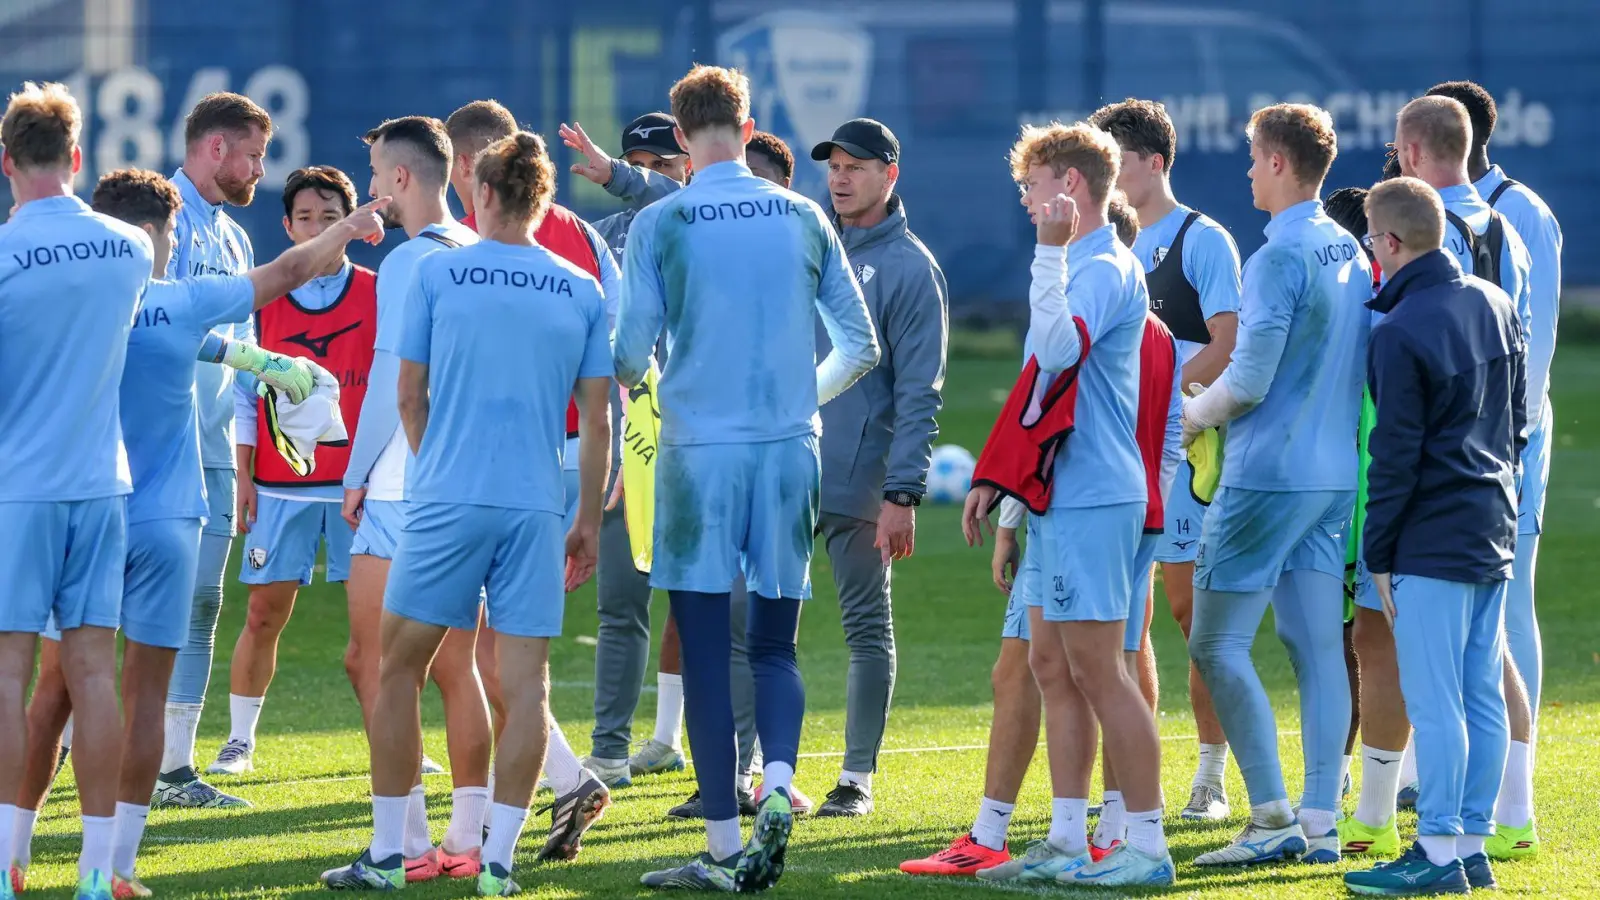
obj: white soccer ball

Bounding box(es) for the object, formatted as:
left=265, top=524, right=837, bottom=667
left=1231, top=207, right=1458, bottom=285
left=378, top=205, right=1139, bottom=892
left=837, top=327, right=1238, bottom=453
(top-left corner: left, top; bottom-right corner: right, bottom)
left=926, top=444, right=977, bottom=504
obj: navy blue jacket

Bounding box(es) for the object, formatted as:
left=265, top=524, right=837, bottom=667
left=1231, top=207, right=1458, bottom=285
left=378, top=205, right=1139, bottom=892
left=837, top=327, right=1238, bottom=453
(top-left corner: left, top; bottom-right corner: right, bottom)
left=1364, top=250, right=1527, bottom=583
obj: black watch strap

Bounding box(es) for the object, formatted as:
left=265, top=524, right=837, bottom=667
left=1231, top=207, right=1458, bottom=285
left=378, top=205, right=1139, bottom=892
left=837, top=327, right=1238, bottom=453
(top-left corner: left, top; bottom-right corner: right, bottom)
left=884, top=490, right=922, bottom=508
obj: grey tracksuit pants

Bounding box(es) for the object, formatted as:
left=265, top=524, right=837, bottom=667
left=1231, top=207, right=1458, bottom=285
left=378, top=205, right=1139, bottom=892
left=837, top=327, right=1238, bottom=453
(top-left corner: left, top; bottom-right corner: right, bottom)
left=818, top=512, right=897, bottom=774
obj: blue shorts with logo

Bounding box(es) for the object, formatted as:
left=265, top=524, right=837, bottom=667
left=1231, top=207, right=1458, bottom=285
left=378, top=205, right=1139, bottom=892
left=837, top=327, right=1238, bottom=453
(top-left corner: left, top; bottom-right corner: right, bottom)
left=1021, top=502, right=1145, bottom=624
left=122, top=517, right=203, bottom=649
left=0, top=497, right=127, bottom=635
left=384, top=501, right=565, bottom=638
left=1001, top=541, right=1038, bottom=641
left=242, top=495, right=354, bottom=585
left=650, top=435, right=821, bottom=601
left=1126, top=531, right=1161, bottom=651
left=1195, top=487, right=1356, bottom=594
left=1154, top=458, right=1206, bottom=564
left=352, top=498, right=407, bottom=560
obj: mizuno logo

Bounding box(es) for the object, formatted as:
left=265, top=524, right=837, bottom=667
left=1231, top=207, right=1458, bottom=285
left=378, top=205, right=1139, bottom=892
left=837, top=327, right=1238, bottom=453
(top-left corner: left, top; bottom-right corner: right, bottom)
left=281, top=321, right=362, bottom=357
left=1174, top=539, right=1196, bottom=550
left=1369, top=757, right=1396, bottom=765
left=630, top=124, right=672, bottom=139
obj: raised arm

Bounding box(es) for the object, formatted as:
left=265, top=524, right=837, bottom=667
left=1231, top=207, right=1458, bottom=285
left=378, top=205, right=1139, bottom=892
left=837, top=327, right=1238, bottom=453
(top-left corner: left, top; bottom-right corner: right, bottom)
left=246, top=198, right=388, bottom=308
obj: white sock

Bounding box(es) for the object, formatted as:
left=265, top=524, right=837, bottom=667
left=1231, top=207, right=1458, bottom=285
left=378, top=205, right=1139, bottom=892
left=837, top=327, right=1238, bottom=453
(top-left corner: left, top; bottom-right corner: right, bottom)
left=111, top=802, right=148, bottom=877
left=1299, top=806, right=1336, bottom=839
left=1251, top=799, right=1295, bottom=829
left=228, top=694, right=263, bottom=747
left=1047, top=798, right=1088, bottom=854
left=655, top=673, right=685, bottom=751
left=0, top=804, right=17, bottom=873
left=1125, top=808, right=1167, bottom=858
left=60, top=717, right=74, bottom=750
left=162, top=702, right=202, bottom=773
left=483, top=803, right=529, bottom=873
left=403, top=784, right=431, bottom=858
left=444, top=787, right=488, bottom=854
left=1195, top=742, right=1228, bottom=787
left=9, top=806, right=36, bottom=872
left=1419, top=834, right=1457, bottom=867
left=1399, top=736, right=1418, bottom=786
left=1091, top=791, right=1125, bottom=850
left=1494, top=740, right=1534, bottom=828
left=371, top=795, right=409, bottom=863
left=544, top=722, right=584, bottom=796
left=79, top=815, right=113, bottom=880
left=706, top=817, right=742, bottom=862
left=1459, top=834, right=1486, bottom=859
left=971, top=797, right=1015, bottom=852
left=1356, top=745, right=1405, bottom=828
left=763, top=761, right=794, bottom=797
left=839, top=770, right=871, bottom=793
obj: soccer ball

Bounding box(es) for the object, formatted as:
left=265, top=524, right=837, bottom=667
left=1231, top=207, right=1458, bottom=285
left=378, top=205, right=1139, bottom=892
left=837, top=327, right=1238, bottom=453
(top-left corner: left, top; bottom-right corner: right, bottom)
left=926, top=444, right=976, bottom=504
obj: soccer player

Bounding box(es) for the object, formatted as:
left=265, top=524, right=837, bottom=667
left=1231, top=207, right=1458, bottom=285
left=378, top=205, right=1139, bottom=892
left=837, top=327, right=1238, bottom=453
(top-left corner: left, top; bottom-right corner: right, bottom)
left=208, top=166, right=370, bottom=776
left=1089, top=98, right=1243, bottom=822
left=322, top=130, right=612, bottom=896
left=1426, top=79, right=1561, bottom=859
left=339, top=116, right=491, bottom=881
left=157, top=92, right=274, bottom=810
left=1342, top=95, right=1535, bottom=857
left=12, top=168, right=384, bottom=898
left=613, top=65, right=878, bottom=891
left=563, top=113, right=689, bottom=255
left=1181, top=103, right=1369, bottom=867
left=806, top=117, right=948, bottom=817
left=0, top=80, right=153, bottom=900
left=1343, top=176, right=1524, bottom=897
left=962, top=122, right=1174, bottom=888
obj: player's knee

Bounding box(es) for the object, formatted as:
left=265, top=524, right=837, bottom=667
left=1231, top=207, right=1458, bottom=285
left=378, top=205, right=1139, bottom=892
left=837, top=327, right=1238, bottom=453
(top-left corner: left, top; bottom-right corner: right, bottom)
left=992, top=644, right=1033, bottom=698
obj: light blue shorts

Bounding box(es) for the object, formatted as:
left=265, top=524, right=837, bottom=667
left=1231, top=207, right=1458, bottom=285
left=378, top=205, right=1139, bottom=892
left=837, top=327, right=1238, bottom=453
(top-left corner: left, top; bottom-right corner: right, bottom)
left=241, top=495, right=354, bottom=585
left=1021, top=502, right=1145, bottom=624
left=1126, top=531, right=1161, bottom=651
left=202, top=468, right=237, bottom=537
left=1001, top=542, right=1037, bottom=641
left=0, top=498, right=127, bottom=634
left=1518, top=408, right=1551, bottom=536
left=1195, top=487, right=1355, bottom=594
left=122, top=517, right=203, bottom=649
left=650, top=436, right=821, bottom=600
left=1154, top=458, right=1206, bottom=564
left=352, top=499, right=407, bottom=560
left=385, top=502, right=564, bottom=638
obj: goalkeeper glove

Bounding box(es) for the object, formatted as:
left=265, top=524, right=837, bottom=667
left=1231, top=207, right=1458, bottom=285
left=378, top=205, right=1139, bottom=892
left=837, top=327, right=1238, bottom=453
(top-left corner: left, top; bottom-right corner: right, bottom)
left=221, top=342, right=317, bottom=405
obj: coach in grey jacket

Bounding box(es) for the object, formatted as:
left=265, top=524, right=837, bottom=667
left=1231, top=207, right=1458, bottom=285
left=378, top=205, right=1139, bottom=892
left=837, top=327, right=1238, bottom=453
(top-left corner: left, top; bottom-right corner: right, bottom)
left=564, top=113, right=687, bottom=259
left=811, top=118, right=949, bottom=817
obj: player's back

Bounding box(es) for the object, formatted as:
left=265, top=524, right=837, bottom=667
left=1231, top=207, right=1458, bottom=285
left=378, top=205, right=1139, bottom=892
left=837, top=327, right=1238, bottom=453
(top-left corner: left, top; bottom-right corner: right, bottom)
left=630, top=160, right=839, bottom=445
left=0, top=196, right=152, bottom=501
left=1225, top=201, right=1370, bottom=492
left=1437, top=183, right=1532, bottom=337
left=399, top=241, right=608, bottom=514
left=375, top=220, right=481, bottom=354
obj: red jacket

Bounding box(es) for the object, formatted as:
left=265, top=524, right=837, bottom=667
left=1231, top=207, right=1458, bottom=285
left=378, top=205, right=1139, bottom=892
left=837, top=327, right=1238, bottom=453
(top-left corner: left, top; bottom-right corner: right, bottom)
left=1136, top=314, right=1178, bottom=532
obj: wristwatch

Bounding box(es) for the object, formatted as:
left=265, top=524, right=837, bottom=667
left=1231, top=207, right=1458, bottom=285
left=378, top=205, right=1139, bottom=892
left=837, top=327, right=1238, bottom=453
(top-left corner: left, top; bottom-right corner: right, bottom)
left=884, top=490, right=922, bottom=508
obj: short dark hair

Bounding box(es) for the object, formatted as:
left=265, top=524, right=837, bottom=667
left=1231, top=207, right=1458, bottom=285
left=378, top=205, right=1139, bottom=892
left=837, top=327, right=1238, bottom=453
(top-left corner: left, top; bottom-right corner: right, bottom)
left=1089, top=98, right=1177, bottom=174
left=92, top=168, right=181, bottom=230
left=364, top=116, right=452, bottom=185
left=445, top=100, right=518, bottom=159
left=1106, top=191, right=1139, bottom=248
left=184, top=92, right=273, bottom=146
left=1426, top=80, right=1497, bottom=151
left=1381, top=149, right=1402, bottom=181
left=1324, top=187, right=1369, bottom=240
left=746, top=131, right=794, bottom=181
left=282, top=165, right=357, bottom=219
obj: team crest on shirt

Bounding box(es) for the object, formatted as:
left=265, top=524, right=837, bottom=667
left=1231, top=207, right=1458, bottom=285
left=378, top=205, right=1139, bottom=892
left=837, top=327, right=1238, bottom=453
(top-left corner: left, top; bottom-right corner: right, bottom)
left=248, top=547, right=267, bottom=569
left=1152, top=247, right=1168, bottom=267
left=854, top=264, right=876, bottom=285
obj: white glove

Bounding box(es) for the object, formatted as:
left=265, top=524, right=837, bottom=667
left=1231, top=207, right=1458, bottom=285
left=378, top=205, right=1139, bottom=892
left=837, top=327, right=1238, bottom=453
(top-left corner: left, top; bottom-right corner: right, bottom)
left=1180, top=379, right=1249, bottom=448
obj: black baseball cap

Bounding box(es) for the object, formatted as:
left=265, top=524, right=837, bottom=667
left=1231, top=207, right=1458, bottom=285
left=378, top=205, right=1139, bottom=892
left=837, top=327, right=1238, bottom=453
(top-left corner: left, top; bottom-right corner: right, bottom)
left=811, top=118, right=899, bottom=165
left=620, top=112, right=683, bottom=159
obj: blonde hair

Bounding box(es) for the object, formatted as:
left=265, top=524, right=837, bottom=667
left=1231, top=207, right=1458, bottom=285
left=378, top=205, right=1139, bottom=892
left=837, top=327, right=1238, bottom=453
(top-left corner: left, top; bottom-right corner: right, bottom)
left=2, top=81, right=81, bottom=170
left=1396, top=96, right=1471, bottom=168
left=1247, top=103, right=1338, bottom=187
left=1366, top=177, right=1445, bottom=251
left=669, top=65, right=750, bottom=138
left=474, top=131, right=556, bottom=228
left=1008, top=122, right=1120, bottom=205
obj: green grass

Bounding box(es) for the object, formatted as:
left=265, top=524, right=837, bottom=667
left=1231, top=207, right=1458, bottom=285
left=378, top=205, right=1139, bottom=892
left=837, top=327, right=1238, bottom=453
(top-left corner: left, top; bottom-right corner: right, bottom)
left=23, top=345, right=1600, bottom=898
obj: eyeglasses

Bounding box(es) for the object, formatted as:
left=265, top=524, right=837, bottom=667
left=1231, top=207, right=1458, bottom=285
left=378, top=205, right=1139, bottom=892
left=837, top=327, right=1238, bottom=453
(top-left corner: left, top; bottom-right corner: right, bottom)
left=1361, top=232, right=1401, bottom=250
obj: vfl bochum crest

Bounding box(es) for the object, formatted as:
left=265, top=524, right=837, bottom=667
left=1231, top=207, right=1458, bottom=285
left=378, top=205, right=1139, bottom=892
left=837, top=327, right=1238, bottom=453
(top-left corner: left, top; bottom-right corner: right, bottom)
left=718, top=12, right=872, bottom=200
left=1152, top=247, right=1168, bottom=267
left=854, top=264, right=877, bottom=286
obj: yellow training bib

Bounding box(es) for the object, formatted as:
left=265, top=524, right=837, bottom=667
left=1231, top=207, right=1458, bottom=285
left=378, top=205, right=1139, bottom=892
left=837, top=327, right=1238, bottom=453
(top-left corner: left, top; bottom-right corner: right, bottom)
left=621, top=364, right=662, bottom=572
